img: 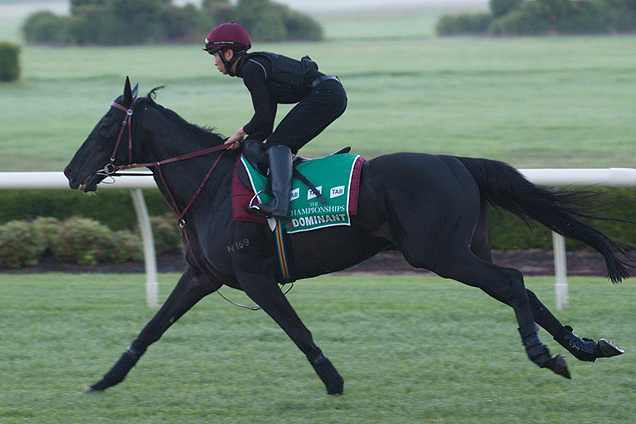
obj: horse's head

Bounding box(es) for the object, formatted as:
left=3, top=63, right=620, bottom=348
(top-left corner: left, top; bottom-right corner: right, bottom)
left=64, top=77, right=140, bottom=192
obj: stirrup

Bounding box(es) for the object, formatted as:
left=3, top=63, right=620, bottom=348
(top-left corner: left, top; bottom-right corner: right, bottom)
left=249, top=201, right=287, bottom=219
left=248, top=191, right=273, bottom=218
left=248, top=190, right=267, bottom=210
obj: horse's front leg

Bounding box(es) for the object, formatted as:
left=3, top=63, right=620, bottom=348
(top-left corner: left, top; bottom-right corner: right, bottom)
left=234, top=264, right=344, bottom=395
left=86, top=266, right=217, bottom=392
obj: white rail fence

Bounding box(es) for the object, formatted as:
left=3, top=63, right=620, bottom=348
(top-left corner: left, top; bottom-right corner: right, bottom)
left=2, top=168, right=636, bottom=310
left=0, top=171, right=159, bottom=308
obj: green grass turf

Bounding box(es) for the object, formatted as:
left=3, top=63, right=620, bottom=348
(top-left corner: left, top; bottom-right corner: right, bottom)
left=0, top=273, right=635, bottom=423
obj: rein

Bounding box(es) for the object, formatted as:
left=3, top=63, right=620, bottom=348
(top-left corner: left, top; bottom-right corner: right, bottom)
left=104, top=98, right=261, bottom=311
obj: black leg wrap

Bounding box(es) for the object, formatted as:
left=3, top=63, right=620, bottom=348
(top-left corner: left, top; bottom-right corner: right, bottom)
left=524, top=336, right=552, bottom=368
left=86, top=343, right=146, bottom=393
left=554, top=325, right=598, bottom=362
left=519, top=325, right=551, bottom=367
left=554, top=325, right=624, bottom=362
left=519, top=324, right=571, bottom=379
left=518, top=323, right=539, bottom=340
left=518, top=324, right=550, bottom=366
left=307, top=348, right=344, bottom=395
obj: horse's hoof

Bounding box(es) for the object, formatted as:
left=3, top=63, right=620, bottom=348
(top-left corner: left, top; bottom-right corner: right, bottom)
left=550, top=354, right=571, bottom=379
left=326, top=378, right=344, bottom=395
left=598, top=339, right=624, bottom=358
left=84, top=386, right=102, bottom=394
left=308, top=349, right=344, bottom=395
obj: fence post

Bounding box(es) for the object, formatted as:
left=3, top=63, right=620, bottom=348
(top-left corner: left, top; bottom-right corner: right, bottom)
left=130, top=188, right=158, bottom=308
left=552, top=232, right=568, bottom=310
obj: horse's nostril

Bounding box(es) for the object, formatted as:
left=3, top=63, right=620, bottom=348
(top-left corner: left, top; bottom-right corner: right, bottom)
left=64, top=167, right=73, bottom=178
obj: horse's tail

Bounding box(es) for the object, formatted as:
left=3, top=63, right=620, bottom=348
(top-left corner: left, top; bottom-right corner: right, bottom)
left=456, top=156, right=633, bottom=283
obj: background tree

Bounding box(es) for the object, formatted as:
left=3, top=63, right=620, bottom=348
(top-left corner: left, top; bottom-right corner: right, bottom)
left=23, top=0, right=323, bottom=46
left=536, top=0, right=574, bottom=21
left=490, top=0, right=523, bottom=18
left=605, top=0, right=636, bottom=8
left=202, top=0, right=236, bottom=24
left=22, top=11, right=69, bottom=44
left=0, top=41, right=21, bottom=82
left=440, top=0, right=636, bottom=36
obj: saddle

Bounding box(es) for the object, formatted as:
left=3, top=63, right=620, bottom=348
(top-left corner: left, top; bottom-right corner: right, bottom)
left=232, top=141, right=363, bottom=232
left=240, top=141, right=351, bottom=203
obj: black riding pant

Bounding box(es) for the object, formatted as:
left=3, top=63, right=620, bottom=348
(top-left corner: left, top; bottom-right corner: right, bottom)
left=266, top=79, right=347, bottom=154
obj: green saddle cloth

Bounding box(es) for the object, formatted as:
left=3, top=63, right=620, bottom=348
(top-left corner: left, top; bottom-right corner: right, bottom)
left=241, top=153, right=363, bottom=233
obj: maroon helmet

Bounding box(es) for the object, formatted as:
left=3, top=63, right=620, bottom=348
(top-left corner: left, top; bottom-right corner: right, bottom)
left=203, top=22, right=252, bottom=54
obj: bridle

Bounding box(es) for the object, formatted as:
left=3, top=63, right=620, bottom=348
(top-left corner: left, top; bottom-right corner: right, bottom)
left=102, top=97, right=231, bottom=224
left=107, top=98, right=136, bottom=168
left=100, top=96, right=263, bottom=310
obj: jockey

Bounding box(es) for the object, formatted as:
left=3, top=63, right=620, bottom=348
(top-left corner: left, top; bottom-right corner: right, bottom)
left=204, top=22, right=348, bottom=219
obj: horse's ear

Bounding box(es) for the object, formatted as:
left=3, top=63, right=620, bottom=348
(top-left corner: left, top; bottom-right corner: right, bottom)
left=132, top=82, right=139, bottom=99
left=123, top=76, right=133, bottom=107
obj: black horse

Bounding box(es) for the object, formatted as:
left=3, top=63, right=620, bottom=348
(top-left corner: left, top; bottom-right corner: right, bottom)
left=65, top=79, right=629, bottom=395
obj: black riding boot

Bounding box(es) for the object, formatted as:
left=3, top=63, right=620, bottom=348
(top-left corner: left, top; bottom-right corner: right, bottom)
left=249, top=144, right=292, bottom=219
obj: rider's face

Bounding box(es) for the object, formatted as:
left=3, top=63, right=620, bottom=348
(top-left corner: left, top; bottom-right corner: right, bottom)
left=213, top=50, right=234, bottom=75
left=213, top=52, right=227, bottom=74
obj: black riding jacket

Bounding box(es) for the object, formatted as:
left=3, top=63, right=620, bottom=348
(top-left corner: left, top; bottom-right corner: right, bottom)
left=235, top=52, right=324, bottom=142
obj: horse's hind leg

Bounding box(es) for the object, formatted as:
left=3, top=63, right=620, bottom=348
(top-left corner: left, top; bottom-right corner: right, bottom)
left=393, top=213, right=569, bottom=376
left=469, top=201, right=623, bottom=362
left=379, top=156, right=564, bottom=377
left=434, top=255, right=571, bottom=378
left=86, top=266, right=216, bottom=392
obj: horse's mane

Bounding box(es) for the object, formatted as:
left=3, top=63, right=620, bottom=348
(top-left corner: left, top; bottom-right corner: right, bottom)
left=143, top=86, right=226, bottom=146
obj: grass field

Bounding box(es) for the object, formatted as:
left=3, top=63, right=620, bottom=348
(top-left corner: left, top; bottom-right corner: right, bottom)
left=0, top=273, right=635, bottom=423
left=1, top=3, right=636, bottom=172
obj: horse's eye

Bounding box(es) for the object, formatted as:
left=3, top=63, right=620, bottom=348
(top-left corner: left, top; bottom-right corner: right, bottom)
left=99, top=120, right=115, bottom=133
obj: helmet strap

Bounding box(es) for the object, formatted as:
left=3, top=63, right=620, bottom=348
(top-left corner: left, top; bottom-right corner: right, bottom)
left=221, top=49, right=245, bottom=77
